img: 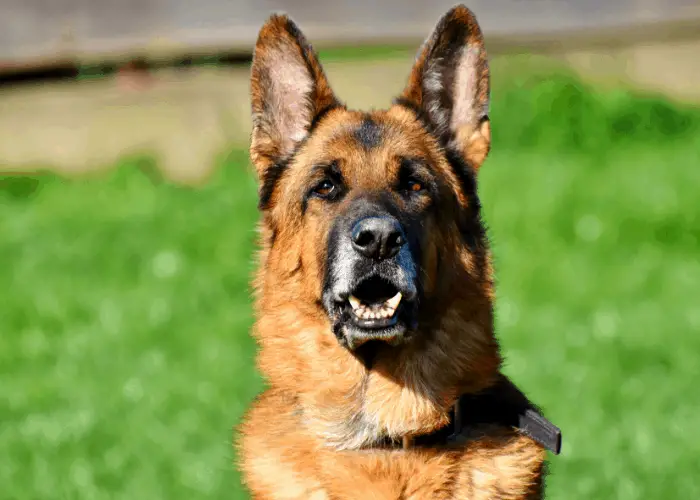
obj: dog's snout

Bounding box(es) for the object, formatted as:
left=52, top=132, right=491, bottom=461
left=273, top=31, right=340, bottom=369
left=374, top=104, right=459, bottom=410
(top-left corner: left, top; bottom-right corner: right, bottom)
left=351, top=217, right=406, bottom=260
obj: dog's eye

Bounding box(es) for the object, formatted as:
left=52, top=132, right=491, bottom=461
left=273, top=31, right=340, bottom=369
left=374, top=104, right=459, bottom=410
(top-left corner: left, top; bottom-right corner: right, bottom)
left=313, top=179, right=336, bottom=198
left=401, top=177, right=427, bottom=195
left=406, top=179, right=424, bottom=192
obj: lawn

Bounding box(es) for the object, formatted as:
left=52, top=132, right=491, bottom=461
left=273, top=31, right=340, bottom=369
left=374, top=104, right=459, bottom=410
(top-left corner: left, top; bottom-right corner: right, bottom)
left=1, top=56, right=699, bottom=499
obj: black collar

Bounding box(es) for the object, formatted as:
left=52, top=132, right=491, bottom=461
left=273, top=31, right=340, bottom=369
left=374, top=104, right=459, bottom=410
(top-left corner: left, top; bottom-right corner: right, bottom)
left=381, top=376, right=562, bottom=455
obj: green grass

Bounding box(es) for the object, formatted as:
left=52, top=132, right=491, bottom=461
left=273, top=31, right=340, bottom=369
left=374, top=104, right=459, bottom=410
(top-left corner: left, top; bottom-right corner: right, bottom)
left=2, top=63, right=700, bottom=499
left=0, top=159, right=263, bottom=499
left=317, top=44, right=416, bottom=63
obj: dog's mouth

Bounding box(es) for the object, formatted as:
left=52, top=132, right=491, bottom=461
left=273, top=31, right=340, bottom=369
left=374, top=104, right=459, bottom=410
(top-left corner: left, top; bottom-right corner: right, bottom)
left=331, top=274, right=417, bottom=349
left=345, top=276, right=404, bottom=328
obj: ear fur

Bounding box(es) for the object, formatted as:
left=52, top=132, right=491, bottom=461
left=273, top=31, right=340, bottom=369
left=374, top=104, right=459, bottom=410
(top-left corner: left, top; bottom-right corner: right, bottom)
left=400, top=5, right=491, bottom=171
left=250, top=15, right=341, bottom=179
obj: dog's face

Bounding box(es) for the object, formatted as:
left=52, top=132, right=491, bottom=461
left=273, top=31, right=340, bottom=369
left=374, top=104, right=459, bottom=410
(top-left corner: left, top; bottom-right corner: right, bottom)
left=287, top=110, right=456, bottom=350
left=250, top=6, right=493, bottom=351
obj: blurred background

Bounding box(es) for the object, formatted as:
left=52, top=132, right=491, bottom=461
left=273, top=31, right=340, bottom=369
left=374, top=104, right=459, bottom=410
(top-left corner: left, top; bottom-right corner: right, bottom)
left=1, top=1, right=699, bottom=499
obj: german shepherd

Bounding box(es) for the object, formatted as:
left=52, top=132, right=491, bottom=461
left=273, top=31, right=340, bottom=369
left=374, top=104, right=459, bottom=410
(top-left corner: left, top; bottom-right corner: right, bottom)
left=238, top=5, right=561, bottom=498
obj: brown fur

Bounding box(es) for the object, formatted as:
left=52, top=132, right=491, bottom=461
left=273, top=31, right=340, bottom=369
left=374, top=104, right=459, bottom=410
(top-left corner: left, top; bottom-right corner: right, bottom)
left=238, top=5, right=547, bottom=498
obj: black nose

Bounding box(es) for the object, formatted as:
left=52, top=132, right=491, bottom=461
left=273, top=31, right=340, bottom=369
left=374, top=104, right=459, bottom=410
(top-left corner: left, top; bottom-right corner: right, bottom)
left=351, top=217, right=406, bottom=260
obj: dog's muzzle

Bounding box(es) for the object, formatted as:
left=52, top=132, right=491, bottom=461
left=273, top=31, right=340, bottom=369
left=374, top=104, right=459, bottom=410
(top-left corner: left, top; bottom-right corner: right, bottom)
left=322, top=213, right=419, bottom=350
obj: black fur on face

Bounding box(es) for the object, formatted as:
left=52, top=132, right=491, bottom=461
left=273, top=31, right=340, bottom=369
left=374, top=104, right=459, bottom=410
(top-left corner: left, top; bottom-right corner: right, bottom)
left=321, top=191, right=426, bottom=351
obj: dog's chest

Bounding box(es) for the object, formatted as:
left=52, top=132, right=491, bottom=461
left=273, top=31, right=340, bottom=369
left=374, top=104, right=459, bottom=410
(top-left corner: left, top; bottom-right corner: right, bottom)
left=313, top=438, right=545, bottom=500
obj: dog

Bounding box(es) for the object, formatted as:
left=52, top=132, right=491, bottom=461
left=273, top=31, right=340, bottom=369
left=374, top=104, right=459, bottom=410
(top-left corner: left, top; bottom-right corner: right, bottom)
left=237, top=5, right=561, bottom=498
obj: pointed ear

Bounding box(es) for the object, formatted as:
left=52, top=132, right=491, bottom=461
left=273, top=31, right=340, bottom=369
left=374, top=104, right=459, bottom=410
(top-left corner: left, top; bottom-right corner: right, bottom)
left=400, top=5, right=491, bottom=171
left=249, top=14, right=340, bottom=178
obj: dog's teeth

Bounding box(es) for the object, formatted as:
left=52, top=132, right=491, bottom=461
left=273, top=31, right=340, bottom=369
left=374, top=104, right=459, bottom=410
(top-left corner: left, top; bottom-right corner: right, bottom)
left=384, top=292, right=402, bottom=309
left=355, top=306, right=365, bottom=318
left=349, top=295, right=362, bottom=310
left=352, top=299, right=400, bottom=321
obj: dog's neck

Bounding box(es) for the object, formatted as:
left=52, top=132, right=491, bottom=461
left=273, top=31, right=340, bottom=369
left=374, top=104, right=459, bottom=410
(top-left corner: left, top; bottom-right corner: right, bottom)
left=254, top=296, right=502, bottom=450
left=379, top=378, right=562, bottom=455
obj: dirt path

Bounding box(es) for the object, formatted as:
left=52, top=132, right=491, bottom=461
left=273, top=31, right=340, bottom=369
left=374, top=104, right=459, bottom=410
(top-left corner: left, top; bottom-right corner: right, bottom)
left=1, top=40, right=698, bottom=180
left=0, top=58, right=419, bottom=181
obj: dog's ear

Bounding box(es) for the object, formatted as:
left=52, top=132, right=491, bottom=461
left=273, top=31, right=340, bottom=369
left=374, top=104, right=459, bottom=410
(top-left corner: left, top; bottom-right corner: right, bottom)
left=400, top=5, right=490, bottom=171
left=250, top=14, right=340, bottom=178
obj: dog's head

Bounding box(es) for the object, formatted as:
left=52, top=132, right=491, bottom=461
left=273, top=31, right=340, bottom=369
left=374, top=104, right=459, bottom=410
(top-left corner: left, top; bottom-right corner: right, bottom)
left=250, top=6, right=493, bottom=352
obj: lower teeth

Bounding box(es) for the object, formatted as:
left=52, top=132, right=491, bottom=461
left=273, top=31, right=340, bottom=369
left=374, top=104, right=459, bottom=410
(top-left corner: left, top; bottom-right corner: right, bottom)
left=348, top=292, right=402, bottom=321
left=353, top=307, right=395, bottom=320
